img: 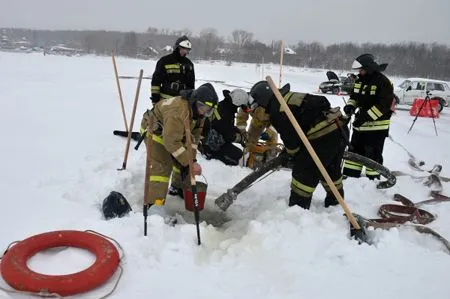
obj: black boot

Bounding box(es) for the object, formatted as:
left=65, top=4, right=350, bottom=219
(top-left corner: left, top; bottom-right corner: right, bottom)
left=366, top=174, right=380, bottom=180
left=342, top=168, right=361, bottom=178
left=289, top=191, right=312, bottom=210
left=324, top=188, right=344, bottom=208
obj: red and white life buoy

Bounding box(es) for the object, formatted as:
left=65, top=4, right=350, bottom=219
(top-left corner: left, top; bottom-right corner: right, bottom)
left=0, top=230, right=120, bottom=296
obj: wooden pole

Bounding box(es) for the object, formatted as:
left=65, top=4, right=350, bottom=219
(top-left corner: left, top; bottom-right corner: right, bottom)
left=112, top=52, right=129, bottom=132
left=143, top=116, right=153, bottom=236
left=183, top=117, right=202, bottom=245
left=279, top=41, right=284, bottom=87
left=261, top=56, right=265, bottom=80
left=266, top=75, right=361, bottom=230
left=118, top=69, right=143, bottom=170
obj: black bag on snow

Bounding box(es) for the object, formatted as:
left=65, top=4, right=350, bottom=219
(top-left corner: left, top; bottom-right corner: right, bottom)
left=102, top=191, right=132, bottom=220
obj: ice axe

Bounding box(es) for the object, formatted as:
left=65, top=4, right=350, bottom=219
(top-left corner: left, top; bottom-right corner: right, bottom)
left=265, top=76, right=367, bottom=243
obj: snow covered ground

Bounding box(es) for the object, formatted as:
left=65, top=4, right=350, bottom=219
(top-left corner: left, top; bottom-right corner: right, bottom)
left=1, top=52, right=450, bottom=298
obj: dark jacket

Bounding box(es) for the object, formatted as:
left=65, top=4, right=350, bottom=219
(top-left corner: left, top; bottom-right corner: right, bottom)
left=151, top=50, right=195, bottom=103
left=266, top=92, right=337, bottom=153
left=202, top=91, right=240, bottom=150
left=347, top=71, right=394, bottom=133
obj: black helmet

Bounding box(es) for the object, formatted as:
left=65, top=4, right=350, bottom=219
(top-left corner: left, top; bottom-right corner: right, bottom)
left=174, top=35, right=192, bottom=49
left=352, top=53, right=388, bottom=72
left=192, top=83, right=218, bottom=107
left=249, top=81, right=272, bottom=109
left=249, top=81, right=290, bottom=109
left=102, top=191, right=132, bottom=220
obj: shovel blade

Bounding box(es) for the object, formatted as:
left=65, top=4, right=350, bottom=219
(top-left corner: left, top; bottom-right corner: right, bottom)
left=214, top=189, right=237, bottom=211
left=349, top=214, right=369, bottom=244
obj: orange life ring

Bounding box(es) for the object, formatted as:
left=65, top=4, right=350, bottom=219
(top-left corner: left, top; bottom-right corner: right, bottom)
left=0, top=230, right=120, bottom=296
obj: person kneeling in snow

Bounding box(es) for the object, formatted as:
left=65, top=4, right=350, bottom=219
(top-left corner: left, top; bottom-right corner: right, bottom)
left=147, top=83, right=218, bottom=218
left=248, top=81, right=348, bottom=209
left=236, top=105, right=279, bottom=152
left=199, top=89, right=253, bottom=166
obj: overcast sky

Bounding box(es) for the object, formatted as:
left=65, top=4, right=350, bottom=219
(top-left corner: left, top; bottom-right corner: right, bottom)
left=1, top=0, right=449, bottom=45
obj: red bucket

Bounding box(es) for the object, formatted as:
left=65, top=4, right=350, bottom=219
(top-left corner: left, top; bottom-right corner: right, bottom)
left=183, top=182, right=207, bottom=212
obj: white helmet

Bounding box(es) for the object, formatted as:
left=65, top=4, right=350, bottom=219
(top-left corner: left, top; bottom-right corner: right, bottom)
left=230, top=89, right=253, bottom=107
left=175, top=35, right=192, bottom=49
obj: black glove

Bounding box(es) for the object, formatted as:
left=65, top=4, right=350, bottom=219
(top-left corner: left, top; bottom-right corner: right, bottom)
left=260, top=132, right=270, bottom=141
left=352, top=112, right=367, bottom=128
left=343, top=105, right=356, bottom=116
left=352, top=119, right=362, bottom=128
left=151, top=94, right=160, bottom=105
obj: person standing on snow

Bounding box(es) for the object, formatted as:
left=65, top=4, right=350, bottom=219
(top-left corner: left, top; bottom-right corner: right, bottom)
left=140, top=35, right=196, bottom=197
left=147, top=83, right=218, bottom=218
left=199, top=89, right=253, bottom=166
left=342, top=53, right=394, bottom=180
left=149, top=35, right=195, bottom=105
left=249, top=81, right=348, bottom=210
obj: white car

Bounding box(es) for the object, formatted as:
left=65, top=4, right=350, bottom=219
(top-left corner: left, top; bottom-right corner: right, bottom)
left=394, top=78, right=450, bottom=112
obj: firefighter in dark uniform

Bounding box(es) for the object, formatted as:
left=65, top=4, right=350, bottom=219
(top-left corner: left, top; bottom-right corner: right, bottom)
left=150, top=35, right=195, bottom=104
left=342, top=53, right=394, bottom=180
left=140, top=35, right=195, bottom=198
left=249, top=81, right=348, bottom=209
left=200, top=89, right=252, bottom=166
left=140, top=35, right=195, bottom=135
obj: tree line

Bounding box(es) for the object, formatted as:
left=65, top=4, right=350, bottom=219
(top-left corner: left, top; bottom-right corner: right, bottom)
left=2, top=27, right=449, bottom=80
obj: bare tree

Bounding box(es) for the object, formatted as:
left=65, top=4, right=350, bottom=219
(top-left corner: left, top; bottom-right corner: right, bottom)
left=5, top=27, right=450, bottom=80
left=146, top=27, right=158, bottom=34
left=181, top=28, right=192, bottom=37
left=231, top=29, right=253, bottom=49
left=83, top=34, right=96, bottom=54
left=121, top=31, right=137, bottom=57
left=199, top=28, right=222, bottom=59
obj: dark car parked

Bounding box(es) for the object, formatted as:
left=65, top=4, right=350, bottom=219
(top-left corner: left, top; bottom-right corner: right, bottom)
left=319, top=71, right=356, bottom=94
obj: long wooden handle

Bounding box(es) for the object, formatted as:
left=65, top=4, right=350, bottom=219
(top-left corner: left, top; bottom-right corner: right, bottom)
left=183, top=116, right=201, bottom=245
left=279, top=40, right=284, bottom=86
left=143, top=113, right=153, bottom=236
left=121, top=69, right=143, bottom=170
left=112, top=52, right=129, bottom=132
left=143, top=117, right=153, bottom=206
left=266, top=76, right=361, bottom=230
left=183, top=117, right=196, bottom=186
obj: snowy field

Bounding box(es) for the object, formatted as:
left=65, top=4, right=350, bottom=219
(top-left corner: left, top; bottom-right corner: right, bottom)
left=1, top=52, right=450, bottom=298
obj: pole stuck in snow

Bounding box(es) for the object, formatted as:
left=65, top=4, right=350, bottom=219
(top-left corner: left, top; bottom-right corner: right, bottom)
left=265, top=76, right=365, bottom=240
left=143, top=116, right=153, bottom=236
left=279, top=41, right=284, bottom=87
left=111, top=52, right=129, bottom=133
left=183, top=116, right=202, bottom=245
left=118, top=69, right=143, bottom=171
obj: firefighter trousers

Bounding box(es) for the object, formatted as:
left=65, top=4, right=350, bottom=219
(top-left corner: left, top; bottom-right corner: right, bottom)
left=343, top=130, right=387, bottom=179
left=290, top=130, right=346, bottom=209
left=148, top=136, right=185, bottom=204
left=140, top=109, right=183, bottom=199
